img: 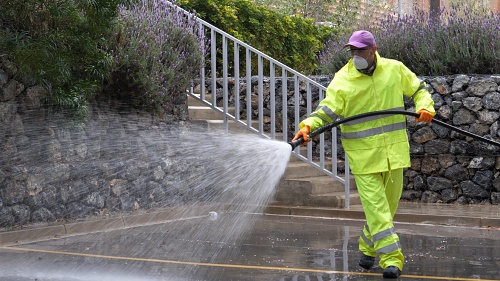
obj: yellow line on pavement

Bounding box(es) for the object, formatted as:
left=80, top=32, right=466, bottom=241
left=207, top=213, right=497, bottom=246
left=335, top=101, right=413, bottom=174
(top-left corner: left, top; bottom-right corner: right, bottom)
left=0, top=246, right=496, bottom=281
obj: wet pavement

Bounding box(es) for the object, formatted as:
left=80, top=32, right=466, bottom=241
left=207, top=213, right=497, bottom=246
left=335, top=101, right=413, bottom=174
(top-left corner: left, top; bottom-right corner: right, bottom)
left=0, top=208, right=499, bottom=281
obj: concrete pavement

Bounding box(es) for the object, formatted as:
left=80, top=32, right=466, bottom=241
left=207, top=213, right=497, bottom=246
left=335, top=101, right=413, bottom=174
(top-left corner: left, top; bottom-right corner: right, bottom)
left=0, top=208, right=499, bottom=281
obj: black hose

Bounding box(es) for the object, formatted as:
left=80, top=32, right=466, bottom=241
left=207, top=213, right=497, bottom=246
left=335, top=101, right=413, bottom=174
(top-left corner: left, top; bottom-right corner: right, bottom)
left=289, top=110, right=500, bottom=150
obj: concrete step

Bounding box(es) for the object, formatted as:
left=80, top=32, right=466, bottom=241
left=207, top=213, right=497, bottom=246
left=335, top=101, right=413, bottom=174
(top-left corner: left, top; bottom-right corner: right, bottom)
left=282, top=161, right=333, bottom=179
left=188, top=105, right=237, bottom=120
left=287, top=176, right=357, bottom=194
left=307, top=191, right=361, bottom=208
left=188, top=94, right=211, bottom=106
left=272, top=178, right=359, bottom=208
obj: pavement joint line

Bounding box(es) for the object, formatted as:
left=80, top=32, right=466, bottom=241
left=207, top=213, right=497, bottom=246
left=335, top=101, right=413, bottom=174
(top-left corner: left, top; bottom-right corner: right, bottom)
left=0, top=246, right=496, bottom=281
left=2, top=205, right=497, bottom=246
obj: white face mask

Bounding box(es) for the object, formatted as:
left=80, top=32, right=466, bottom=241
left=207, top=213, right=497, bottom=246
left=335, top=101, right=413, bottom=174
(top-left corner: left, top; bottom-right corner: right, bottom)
left=352, top=55, right=369, bottom=70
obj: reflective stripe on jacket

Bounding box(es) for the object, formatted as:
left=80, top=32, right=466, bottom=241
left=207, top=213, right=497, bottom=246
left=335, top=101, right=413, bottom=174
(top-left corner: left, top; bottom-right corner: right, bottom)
left=300, top=52, right=435, bottom=174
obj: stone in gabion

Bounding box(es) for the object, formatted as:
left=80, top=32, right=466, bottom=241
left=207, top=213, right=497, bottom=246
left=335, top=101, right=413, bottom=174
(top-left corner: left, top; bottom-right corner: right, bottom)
left=31, top=207, right=56, bottom=222
left=478, top=110, right=499, bottom=125
left=451, top=75, right=470, bottom=92
left=472, top=170, right=493, bottom=188
left=453, top=108, right=477, bottom=125
left=492, top=176, right=500, bottom=192
left=430, top=77, right=451, bottom=95
left=401, top=190, right=422, bottom=201
left=436, top=105, right=452, bottom=120
left=427, top=176, right=453, bottom=191
left=421, top=190, right=440, bottom=203
left=424, top=139, right=450, bottom=154
left=462, top=97, right=482, bottom=111
left=411, top=126, right=437, bottom=144
left=481, top=92, right=500, bottom=110
left=444, top=164, right=469, bottom=183
left=492, top=192, right=500, bottom=205
left=466, top=77, right=497, bottom=97
left=441, top=188, right=458, bottom=203
left=460, top=180, right=490, bottom=199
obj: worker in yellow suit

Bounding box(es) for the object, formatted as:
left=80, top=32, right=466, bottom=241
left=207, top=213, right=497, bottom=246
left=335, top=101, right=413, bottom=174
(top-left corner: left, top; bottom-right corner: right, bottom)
left=292, top=30, right=435, bottom=278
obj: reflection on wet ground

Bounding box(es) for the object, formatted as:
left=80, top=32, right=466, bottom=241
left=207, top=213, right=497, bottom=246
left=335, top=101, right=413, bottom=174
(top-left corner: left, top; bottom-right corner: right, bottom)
left=0, top=214, right=499, bottom=280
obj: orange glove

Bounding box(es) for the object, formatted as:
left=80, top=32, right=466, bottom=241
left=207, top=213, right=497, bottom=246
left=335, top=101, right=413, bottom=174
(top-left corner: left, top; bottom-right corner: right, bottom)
left=292, top=125, right=311, bottom=145
left=416, top=109, right=434, bottom=123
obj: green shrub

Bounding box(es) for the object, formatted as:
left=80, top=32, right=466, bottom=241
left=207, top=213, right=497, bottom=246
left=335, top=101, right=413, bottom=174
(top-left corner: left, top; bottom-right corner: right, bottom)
left=179, top=0, right=336, bottom=74
left=0, top=0, right=129, bottom=116
left=318, top=4, right=500, bottom=75
left=109, top=0, right=205, bottom=115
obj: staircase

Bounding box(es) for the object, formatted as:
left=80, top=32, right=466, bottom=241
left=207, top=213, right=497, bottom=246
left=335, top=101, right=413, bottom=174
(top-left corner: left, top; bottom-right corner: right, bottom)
left=187, top=94, right=361, bottom=208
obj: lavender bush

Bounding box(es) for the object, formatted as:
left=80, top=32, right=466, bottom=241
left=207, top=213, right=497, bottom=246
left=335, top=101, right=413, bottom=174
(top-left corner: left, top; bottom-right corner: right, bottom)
left=318, top=4, right=500, bottom=76
left=110, top=0, right=205, bottom=114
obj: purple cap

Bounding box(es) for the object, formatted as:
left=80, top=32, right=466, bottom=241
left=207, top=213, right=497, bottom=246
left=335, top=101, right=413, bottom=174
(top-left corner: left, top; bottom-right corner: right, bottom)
left=344, top=30, right=376, bottom=48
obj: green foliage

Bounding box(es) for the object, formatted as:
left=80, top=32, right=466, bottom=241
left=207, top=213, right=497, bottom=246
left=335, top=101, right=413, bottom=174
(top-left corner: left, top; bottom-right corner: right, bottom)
left=179, top=0, right=337, bottom=74
left=318, top=4, right=500, bottom=76
left=0, top=0, right=129, bottom=116
left=110, top=0, right=204, bottom=114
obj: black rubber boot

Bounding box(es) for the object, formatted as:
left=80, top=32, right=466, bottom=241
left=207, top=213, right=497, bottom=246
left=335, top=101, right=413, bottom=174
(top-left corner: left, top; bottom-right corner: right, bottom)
left=358, top=254, right=375, bottom=270
left=382, top=266, right=401, bottom=278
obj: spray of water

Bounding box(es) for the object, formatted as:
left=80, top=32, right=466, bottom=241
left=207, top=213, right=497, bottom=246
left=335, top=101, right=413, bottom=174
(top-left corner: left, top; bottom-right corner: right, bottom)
left=1, top=110, right=292, bottom=280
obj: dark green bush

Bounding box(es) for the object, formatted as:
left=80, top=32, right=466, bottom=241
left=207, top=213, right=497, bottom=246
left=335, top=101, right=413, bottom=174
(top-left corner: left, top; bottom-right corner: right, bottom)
left=179, top=0, right=337, bottom=74
left=0, top=0, right=129, bottom=116
left=318, top=4, right=500, bottom=76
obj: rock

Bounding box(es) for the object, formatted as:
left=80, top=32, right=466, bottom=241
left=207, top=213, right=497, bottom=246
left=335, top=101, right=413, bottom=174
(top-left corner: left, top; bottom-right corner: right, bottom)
left=460, top=180, right=490, bottom=199
left=427, top=176, right=453, bottom=191
left=424, top=139, right=450, bottom=154
left=413, top=175, right=426, bottom=190
left=450, top=139, right=474, bottom=155
left=462, top=97, right=482, bottom=111
left=12, top=204, right=30, bottom=225
left=481, top=92, right=500, bottom=110
left=472, top=170, right=493, bottom=188
left=0, top=69, right=7, bottom=88
left=466, top=77, right=497, bottom=97
left=441, top=188, right=458, bottom=203
left=478, top=110, right=499, bottom=124
left=0, top=80, right=25, bottom=102
left=430, top=77, right=451, bottom=95
left=31, top=207, right=56, bottom=222
left=401, top=190, right=422, bottom=201
left=492, top=192, right=500, bottom=205
left=411, top=126, right=437, bottom=143
left=451, top=75, right=470, bottom=92
left=432, top=93, right=444, bottom=109
left=0, top=207, right=15, bottom=227
left=451, top=91, right=468, bottom=101
left=22, top=86, right=47, bottom=109
left=452, top=108, right=477, bottom=125
left=444, top=164, right=469, bottom=183
left=436, top=105, right=453, bottom=120
left=421, top=156, right=441, bottom=175
left=492, top=176, right=500, bottom=192
left=421, top=190, right=440, bottom=203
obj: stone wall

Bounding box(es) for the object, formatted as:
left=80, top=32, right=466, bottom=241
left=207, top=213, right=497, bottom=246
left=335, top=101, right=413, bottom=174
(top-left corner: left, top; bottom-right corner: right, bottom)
left=204, top=74, right=500, bottom=205
left=0, top=60, right=202, bottom=229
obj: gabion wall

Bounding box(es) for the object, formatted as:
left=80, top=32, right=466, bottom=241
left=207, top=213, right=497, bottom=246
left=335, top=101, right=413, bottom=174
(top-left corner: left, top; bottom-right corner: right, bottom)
left=1, top=56, right=500, bottom=229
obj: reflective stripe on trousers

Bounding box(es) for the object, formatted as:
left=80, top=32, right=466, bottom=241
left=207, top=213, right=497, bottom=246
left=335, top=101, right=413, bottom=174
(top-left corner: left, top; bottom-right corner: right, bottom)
left=355, top=168, right=404, bottom=270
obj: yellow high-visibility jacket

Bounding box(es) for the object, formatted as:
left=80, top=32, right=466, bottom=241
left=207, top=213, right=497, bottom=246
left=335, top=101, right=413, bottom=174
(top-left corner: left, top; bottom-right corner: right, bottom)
left=300, top=52, right=435, bottom=174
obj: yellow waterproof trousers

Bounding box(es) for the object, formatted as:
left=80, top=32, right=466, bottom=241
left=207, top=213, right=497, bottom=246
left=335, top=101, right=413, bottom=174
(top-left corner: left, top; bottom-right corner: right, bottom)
left=355, top=168, right=404, bottom=270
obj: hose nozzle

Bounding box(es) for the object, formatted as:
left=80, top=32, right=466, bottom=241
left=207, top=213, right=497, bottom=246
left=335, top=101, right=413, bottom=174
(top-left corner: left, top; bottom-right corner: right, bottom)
left=289, top=137, right=305, bottom=150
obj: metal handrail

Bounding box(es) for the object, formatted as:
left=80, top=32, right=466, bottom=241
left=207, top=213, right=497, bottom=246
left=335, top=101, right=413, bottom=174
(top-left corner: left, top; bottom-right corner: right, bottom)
left=165, top=1, right=351, bottom=207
